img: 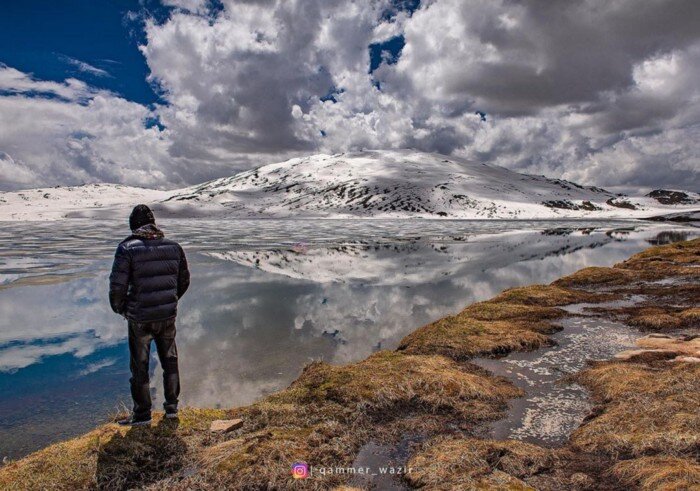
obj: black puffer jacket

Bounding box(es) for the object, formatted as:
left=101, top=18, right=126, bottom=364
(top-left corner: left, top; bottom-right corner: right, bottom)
left=109, top=224, right=190, bottom=322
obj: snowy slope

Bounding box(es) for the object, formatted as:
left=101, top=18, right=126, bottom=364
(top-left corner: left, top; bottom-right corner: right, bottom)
left=0, top=184, right=170, bottom=221
left=165, top=150, right=699, bottom=219
left=1, top=150, right=698, bottom=220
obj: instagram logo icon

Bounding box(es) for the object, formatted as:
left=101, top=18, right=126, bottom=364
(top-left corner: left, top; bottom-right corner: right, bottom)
left=292, top=461, right=309, bottom=479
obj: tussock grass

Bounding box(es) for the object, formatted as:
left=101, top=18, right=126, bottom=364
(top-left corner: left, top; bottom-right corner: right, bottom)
left=554, top=266, right=639, bottom=287
left=195, top=352, right=521, bottom=489
left=462, top=301, right=565, bottom=321
left=397, top=288, right=587, bottom=360
left=398, top=316, right=553, bottom=360
left=0, top=426, right=118, bottom=490
left=1, top=354, right=520, bottom=490
left=405, top=437, right=555, bottom=490
left=613, top=456, right=700, bottom=491
left=628, top=307, right=684, bottom=330
left=615, top=238, right=700, bottom=279
left=600, top=303, right=699, bottom=333
left=679, top=307, right=700, bottom=326
left=491, top=284, right=605, bottom=306
left=0, top=409, right=228, bottom=491
left=621, top=238, right=700, bottom=266
left=572, top=362, right=700, bottom=457
left=556, top=238, right=700, bottom=291
left=277, top=351, right=521, bottom=415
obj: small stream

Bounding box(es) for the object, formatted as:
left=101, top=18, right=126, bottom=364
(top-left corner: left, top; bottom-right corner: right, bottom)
left=474, top=299, right=644, bottom=446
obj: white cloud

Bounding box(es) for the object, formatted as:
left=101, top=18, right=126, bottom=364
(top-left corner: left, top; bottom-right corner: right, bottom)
left=0, top=64, right=96, bottom=101
left=1, top=0, right=699, bottom=191
left=62, top=56, right=111, bottom=78
left=0, top=64, right=189, bottom=189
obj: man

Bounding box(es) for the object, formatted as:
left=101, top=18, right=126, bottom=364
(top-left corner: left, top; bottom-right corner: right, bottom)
left=109, top=204, right=190, bottom=426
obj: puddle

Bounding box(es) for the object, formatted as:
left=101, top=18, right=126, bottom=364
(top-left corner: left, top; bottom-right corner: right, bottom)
left=346, top=436, right=421, bottom=490
left=474, top=312, right=642, bottom=447
left=559, top=295, right=647, bottom=315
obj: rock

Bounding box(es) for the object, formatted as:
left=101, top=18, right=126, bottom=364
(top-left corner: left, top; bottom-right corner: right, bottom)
left=210, top=419, right=243, bottom=433
left=614, top=349, right=672, bottom=360
left=614, top=335, right=700, bottom=361
left=636, top=335, right=700, bottom=356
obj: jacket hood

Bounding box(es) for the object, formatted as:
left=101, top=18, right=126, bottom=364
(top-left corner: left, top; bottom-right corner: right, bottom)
left=131, top=223, right=164, bottom=240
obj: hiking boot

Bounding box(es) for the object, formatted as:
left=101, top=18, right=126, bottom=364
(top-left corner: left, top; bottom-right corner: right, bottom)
left=165, top=409, right=179, bottom=419
left=117, top=414, right=152, bottom=426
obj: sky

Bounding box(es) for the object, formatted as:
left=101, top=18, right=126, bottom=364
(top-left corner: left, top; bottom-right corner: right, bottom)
left=0, top=0, right=698, bottom=192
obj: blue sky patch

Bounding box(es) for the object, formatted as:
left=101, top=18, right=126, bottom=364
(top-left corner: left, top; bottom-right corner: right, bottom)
left=368, top=35, right=405, bottom=74
left=320, top=86, right=344, bottom=103
left=381, top=0, right=421, bottom=21
left=0, top=0, right=173, bottom=106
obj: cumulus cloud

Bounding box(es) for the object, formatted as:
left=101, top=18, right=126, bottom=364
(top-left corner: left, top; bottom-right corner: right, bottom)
left=0, top=65, right=206, bottom=189
left=0, top=0, right=698, bottom=191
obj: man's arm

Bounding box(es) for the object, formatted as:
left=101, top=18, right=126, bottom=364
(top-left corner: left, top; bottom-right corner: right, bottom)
left=177, top=245, right=190, bottom=299
left=109, top=243, right=131, bottom=315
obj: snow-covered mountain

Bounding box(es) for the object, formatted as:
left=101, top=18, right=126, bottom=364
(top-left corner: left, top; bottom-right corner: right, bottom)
left=161, top=149, right=700, bottom=219
left=0, top=184, right=171, bottom=221
left=1, top=150, right=698, bottom=220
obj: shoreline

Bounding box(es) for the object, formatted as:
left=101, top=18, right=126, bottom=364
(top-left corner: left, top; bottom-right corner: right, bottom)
left=1, top=238, right=698, bottom=490
left=1, top=212, right=699, bottom=222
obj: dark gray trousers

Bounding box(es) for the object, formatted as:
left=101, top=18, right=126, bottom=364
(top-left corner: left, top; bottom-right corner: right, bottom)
left=128, top=319, right=180, bottom=418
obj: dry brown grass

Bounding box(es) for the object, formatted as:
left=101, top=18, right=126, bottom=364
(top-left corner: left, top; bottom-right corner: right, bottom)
left=0, top=409, right=228, bottom=491
left=627, top=307, right=684, bottom=330
left=555, top=238, right=700, bottom=291
left=554, top=266, right=639, bottom=287
left=398, top=315, right=554, bottom=360
left=491, top=284, right=606, bottom=306
left=613, top=456, right=700, bottom=491
left=397, top=285, right=600, bottom=361
left=0, top=426, right=118, bottom=490
left=679, top=308, right=700, bottom=327
left=615, top=238, right=700, bottom=279
left=397, top=288, right=589, bottom=362
left=571, top=362, right=700, bottom=457
left=193, top=351, right=521, bottom=489
left=405, top=437, right=555, bottom=490
left=461, top=301, right=565, bottom=321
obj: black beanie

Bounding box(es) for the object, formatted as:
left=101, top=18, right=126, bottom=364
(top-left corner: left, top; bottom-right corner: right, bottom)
left=129, top=204, right=155, bottom=231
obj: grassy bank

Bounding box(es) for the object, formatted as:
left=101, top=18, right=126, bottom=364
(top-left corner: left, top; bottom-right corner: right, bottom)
left=1, top=238, right=698, bottom=490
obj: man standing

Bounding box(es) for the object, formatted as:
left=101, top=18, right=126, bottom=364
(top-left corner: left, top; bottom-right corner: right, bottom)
left=109, top=205, right=190, bottom=426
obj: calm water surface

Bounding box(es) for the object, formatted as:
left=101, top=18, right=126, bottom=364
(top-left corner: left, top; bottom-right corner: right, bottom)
left=0, top=219, right=695, bottom=459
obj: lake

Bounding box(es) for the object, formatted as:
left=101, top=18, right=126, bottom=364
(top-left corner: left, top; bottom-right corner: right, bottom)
left=0, top=218, right=696, bottom=459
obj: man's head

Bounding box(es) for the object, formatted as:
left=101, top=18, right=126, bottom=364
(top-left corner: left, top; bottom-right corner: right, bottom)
left=129, top=204, right=155, bottom=231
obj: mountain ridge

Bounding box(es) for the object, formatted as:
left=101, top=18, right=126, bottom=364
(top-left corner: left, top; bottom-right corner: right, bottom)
left=1, top=150, right=698, bottom=220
